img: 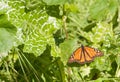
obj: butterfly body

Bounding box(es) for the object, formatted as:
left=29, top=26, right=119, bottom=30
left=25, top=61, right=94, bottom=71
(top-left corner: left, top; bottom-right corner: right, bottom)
left=68, top=45, right=103, bottom=64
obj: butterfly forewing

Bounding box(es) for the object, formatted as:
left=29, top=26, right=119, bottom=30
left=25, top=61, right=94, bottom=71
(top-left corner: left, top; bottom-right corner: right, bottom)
left=68, top=48, right=82, bottom=63
left=73, top=48, right=82, bottom=60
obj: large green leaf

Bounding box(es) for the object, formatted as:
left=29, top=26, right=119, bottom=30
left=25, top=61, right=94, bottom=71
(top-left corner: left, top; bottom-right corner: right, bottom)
left=22, top=12, right=61, bottom=56
left=0, top=15, right=17, bottom=54
left=7, top=0, right=61, bottom=57
left=89, top=0, right=118, bottom=21
left=68, top=0, right=92, bottom=28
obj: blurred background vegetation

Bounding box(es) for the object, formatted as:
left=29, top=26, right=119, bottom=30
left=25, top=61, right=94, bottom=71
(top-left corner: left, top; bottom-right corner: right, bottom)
left=0, top=0, right=120, bottom=82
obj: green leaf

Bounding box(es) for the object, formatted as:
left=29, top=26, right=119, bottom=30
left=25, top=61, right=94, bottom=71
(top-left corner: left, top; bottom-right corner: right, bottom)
left=82, top=22, right=113, bottom=46
left=0, top=15, right=17, bottom=54
left=59, top=39, right=78, bottom=65
left=89, top=0, right=118, bottom=21
left=68, top=0, right=92, bottom=28
left=7, top=1, right=61, bottom=56
left=22, top=11, right=61, bottom=56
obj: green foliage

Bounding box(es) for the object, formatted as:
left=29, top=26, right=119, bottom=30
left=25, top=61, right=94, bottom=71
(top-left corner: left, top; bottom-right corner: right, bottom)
left=7, top=0, right=61, bottom=57
left=89, top=0, right=118, bottom=21
left=0, top=0, right=120, bottom=82
left=82, top=22, right=113, bottom=46
left=43, top=0, right=67, bottom=5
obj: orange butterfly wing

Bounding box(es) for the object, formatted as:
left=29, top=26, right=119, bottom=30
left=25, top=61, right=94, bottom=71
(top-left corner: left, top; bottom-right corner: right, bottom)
left=68, top=46, right=103, bottom=64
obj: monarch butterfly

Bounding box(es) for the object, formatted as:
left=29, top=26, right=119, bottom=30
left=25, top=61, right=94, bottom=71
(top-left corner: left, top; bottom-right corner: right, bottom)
left=68, top=45, right=103, bottom=64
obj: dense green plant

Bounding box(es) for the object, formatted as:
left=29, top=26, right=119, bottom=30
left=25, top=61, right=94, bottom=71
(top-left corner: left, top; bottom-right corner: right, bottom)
left=0, top=0, right=120, bottom=82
